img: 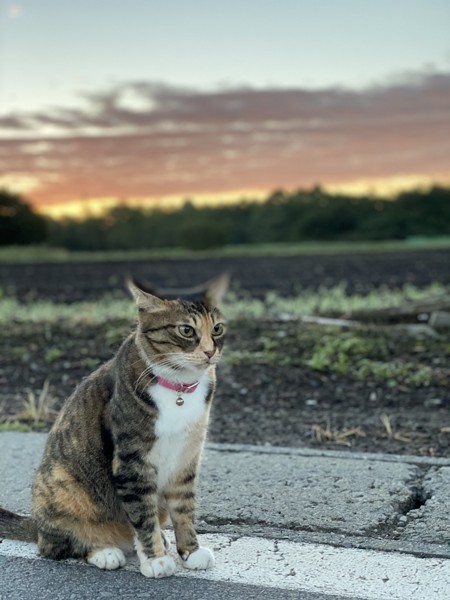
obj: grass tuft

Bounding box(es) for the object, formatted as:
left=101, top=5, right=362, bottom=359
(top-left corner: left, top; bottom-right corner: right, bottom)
left=312, top=423, right=366, bottom=446
left=15, top=379, right=58, bottom=426
left=379, top=414, right=427, bottom=443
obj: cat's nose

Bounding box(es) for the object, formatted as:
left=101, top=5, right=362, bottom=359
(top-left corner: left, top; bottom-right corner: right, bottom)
left=204, top=349, right=215, bottom=359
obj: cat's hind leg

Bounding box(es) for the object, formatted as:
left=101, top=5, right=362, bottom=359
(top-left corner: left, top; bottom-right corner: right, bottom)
left=37, top=527, right=85, bottom=561
left=87, top=547, right=126, bottom=570
left=38, top=526, right=127, bottom=570
left=81, top=521, right=132, bottom=570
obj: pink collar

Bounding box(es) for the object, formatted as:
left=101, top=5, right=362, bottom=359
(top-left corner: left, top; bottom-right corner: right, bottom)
left=156, top=376, right=199, bottom=394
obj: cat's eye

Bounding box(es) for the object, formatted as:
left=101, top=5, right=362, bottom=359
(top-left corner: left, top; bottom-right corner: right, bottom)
left=178, top=324, right=195, bottom=338
left=212, top=323, right=224, bottom=337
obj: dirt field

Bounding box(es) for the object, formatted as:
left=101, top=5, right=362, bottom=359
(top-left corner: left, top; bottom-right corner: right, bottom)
left=1, top=248, right=450, bottom=301
left=1, top=249, right=449, bottom=457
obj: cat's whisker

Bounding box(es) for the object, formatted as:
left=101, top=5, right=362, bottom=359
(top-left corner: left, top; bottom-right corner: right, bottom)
left=129, top=351, right=181, bottom=370
left=134, top=368, right=153, bottom=393
left=134, top=360, right=177, bottom=391
left=132, top=346, right=219, bottom=385
left=134, top=357, right=186, bottom=392
left=150, top=363, right=181, bottom=378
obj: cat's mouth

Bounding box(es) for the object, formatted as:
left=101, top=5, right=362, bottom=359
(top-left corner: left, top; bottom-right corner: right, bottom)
left=172, top=353, right=220, bottom=368
left=205, top=355, right=220, bottom=366
left=185, top=357, right=217, bottom=372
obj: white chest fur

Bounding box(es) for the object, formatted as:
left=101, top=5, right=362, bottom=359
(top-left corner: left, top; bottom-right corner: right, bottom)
left=147, top=373, right=211, bottom=490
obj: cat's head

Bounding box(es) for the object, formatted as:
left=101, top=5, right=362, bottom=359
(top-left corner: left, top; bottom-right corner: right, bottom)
left=128, top=274, right=229, bottom=382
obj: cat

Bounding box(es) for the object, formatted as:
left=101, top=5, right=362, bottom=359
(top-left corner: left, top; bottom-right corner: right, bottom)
left=0, top=274, right=229, bottom=578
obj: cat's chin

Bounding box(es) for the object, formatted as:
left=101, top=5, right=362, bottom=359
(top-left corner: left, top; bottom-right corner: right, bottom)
left=176, top=365, right=211, bottom=383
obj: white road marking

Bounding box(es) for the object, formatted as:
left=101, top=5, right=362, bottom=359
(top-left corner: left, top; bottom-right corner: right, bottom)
left=1, top=534, right=449, bottom=600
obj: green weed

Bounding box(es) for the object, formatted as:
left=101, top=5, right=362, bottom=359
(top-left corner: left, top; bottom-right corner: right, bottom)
left=0, top=421, right=32, bottom=432
left=305, top=331, right=434, bottom=386
left=226, top=323, right=442, bottom=387
left=0, top=283, right=447, bottom=324
left=1, top=238, right=450, bottom=263
left=306, top=333, right=389, bottom=372
left=44, top=348, right=64, bottom=363
left=356, top=360, right=433, bottom=386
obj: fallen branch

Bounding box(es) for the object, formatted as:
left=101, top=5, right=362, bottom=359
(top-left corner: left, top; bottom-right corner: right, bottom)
left=334, top=295, right=450, bottom=325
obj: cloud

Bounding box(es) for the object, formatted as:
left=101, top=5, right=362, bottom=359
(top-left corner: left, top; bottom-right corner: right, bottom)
left=1, top=72, right=450, bottom=206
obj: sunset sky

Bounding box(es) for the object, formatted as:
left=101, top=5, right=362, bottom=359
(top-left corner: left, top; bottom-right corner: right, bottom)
left=1, top=0, right=450, bottom=218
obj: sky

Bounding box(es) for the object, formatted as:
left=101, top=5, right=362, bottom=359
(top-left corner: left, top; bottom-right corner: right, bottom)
left=1, top=0, right=450, bottom=217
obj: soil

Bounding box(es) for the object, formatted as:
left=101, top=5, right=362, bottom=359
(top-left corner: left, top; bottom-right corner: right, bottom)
left=1, top=249, right=449, bottom=457
left=1, top=248, right=450, bottom=301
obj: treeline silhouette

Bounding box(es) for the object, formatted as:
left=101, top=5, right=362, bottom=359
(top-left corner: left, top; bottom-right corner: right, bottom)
left=1, top=186, right=449, bottom=250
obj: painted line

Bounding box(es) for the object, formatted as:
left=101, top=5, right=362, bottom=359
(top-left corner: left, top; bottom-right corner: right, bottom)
left=1, top=533, right=449, bottom=600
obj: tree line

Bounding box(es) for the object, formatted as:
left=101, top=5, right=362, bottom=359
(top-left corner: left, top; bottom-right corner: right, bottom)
left=1, top=186, right=449, bottom=250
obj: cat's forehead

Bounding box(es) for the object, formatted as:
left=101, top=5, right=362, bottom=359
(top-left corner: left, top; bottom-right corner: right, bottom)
left=139, top=298, right=222, bottom=326
left=177, top=300, right=222, bottom=324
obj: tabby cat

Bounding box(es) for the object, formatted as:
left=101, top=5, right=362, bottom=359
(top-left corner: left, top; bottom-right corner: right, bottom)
left=0, top=274, right=228, bottom=578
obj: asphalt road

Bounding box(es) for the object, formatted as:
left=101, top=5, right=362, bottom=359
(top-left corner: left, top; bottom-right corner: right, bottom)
left=0, top=555, right=362, bottom=600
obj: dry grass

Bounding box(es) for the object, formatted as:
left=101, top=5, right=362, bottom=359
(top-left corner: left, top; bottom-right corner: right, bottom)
left=379, top=414, right=427, bottom=443
left=312, top=423, right=366, bottom=446
left=14, top=379, right=58, bottom=426
left=418, top=446, right=438, bottom=457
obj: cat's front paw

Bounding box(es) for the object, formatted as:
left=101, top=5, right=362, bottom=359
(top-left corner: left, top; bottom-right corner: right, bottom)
left=183, top=547, right=215, bottom=570
left=140, top=555, right=177, bottom=578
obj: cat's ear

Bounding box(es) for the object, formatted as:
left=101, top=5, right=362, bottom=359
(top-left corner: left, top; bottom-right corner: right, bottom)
left=126, top=277, right=167, bottom=311
left=126, top=276, right=164, bottom=298
left=203, top=273, right=230, bottom=307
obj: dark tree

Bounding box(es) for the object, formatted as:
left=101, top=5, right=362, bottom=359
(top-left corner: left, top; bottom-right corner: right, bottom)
left=44, top=186, right=450, bottom=250
left=0, top=190, right=48, bottom=245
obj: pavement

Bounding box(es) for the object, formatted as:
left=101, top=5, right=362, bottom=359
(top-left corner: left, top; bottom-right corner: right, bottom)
left=0, top=432, right=449, bottom=600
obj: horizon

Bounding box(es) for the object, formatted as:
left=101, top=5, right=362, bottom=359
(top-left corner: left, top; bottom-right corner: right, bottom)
left=26, top=180, right=448, bottom=223
left=32, top=179, right=449, bottom=222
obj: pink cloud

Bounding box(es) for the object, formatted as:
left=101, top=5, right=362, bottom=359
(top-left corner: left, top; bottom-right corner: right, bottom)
left=1, top=72, right=449, bottom=206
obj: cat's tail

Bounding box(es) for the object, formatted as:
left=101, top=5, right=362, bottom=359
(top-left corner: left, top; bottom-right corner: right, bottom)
left=0, top=507, right=38, bottom=543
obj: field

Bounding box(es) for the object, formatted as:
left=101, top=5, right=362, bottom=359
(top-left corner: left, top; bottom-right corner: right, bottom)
left=0, top=246, right=449, bottom=457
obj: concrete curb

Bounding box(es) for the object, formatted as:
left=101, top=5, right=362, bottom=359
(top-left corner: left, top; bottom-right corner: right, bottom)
left=206, top=442, right=450, bottom=466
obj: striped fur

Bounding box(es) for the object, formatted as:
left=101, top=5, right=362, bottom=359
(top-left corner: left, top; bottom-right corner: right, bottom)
left=0, top=275, right=228, bottom=577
